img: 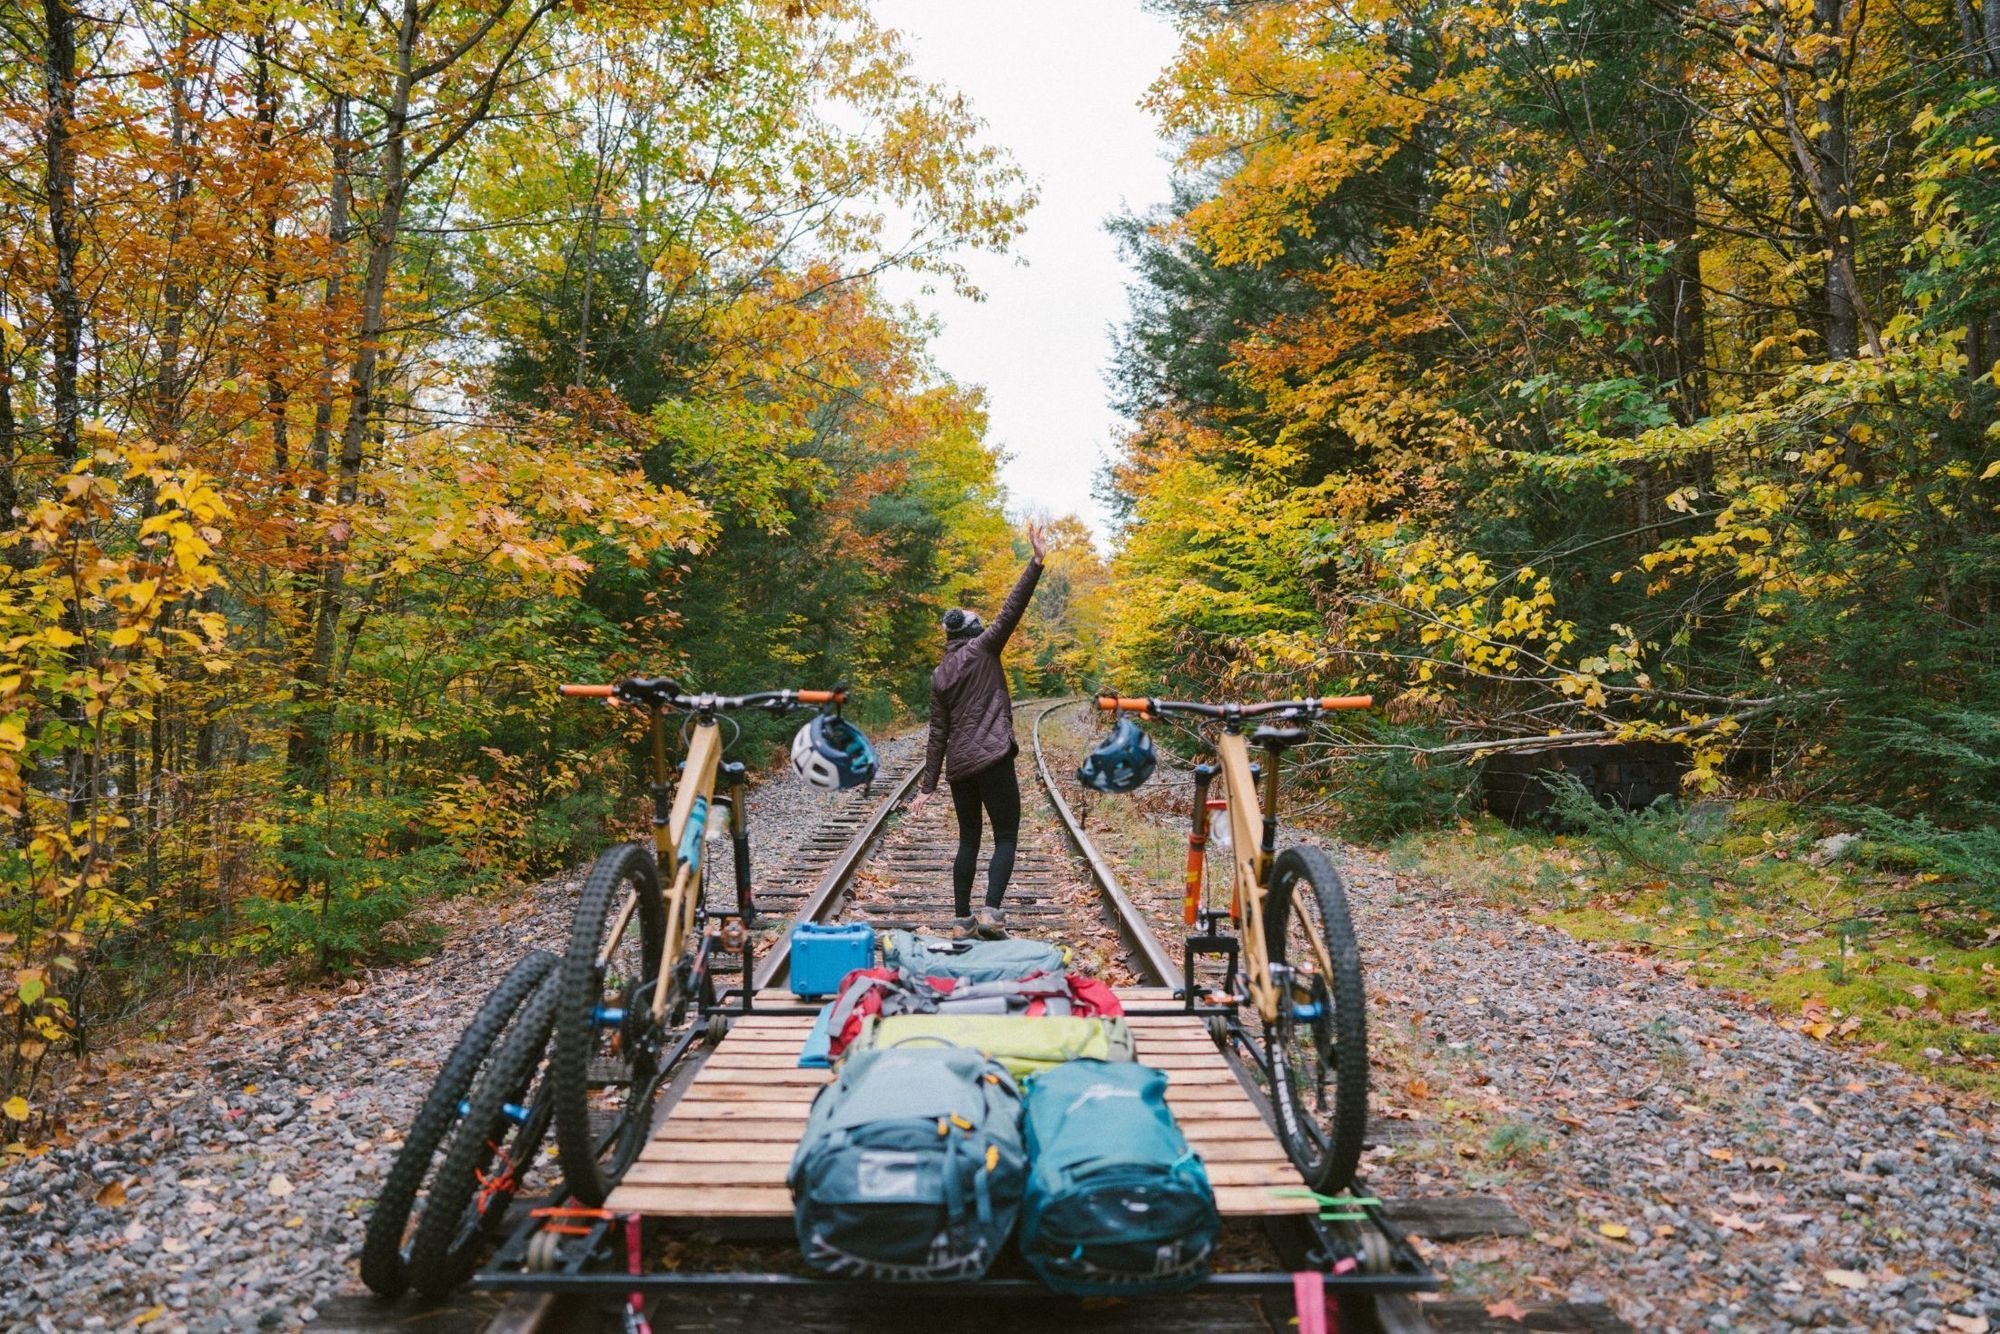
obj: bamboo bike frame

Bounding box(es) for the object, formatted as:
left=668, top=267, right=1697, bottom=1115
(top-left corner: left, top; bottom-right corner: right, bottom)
left=591, top=711, right=736, bottom=1024
left=1201, top=730, right=1339, bottom=1027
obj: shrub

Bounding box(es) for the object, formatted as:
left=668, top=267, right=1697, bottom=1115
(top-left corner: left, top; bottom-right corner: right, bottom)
left=253, top=794, right=451, bottom=972
left=1333, top=724, right=1482, bottom=841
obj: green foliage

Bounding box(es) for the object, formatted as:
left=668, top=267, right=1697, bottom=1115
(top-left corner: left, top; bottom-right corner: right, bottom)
left=253, top=796, right=451, bottom=972
left=1845, top=807, right=2000, bottom=914
left=1109, top=0, right=2000, bottom=867
left=1331, top=724, right=1481, bottom=842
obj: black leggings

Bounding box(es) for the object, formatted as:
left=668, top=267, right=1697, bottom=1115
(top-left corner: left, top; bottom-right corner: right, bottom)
left=949, top=757, right=1022, bottom=916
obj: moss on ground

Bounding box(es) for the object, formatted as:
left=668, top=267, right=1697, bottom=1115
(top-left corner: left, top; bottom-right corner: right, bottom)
left=1391, top=811, right=2000, bottom=1101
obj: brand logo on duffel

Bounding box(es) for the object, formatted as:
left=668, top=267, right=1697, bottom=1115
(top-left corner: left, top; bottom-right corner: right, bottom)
left=855, top=1150, right=924, bottom=1200
left=1067, top=1087, right=1142, bottom=1110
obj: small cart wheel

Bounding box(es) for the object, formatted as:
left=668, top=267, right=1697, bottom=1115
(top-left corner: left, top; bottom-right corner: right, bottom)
left=1359, top=1226, right=1394, bottom=1274
left=1206, top=1014, right=1230, bottom=1048
left=525, top=1229, right=562, bottom=1274
left=707, top=1014, right=731, bottom=1044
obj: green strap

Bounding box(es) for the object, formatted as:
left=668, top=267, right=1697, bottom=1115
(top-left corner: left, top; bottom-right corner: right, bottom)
left=1269, top=1188, right=1383, bottom=1221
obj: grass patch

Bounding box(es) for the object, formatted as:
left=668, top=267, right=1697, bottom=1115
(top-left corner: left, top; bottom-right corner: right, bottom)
left=1391, top=798, right=2000, bottom=1101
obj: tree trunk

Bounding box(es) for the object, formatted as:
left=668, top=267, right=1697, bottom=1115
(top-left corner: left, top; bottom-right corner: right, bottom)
left=42, top=0, right=96, bottom=852
left=1639, top=84, right=1709, bottom=425
left=1814, top=0, right=1860, bottom=362
left=254, top=34, right=292, bottom=476
left=285, top=90, right=356, bottom=807
left=42, top=0, right=82, bottom=463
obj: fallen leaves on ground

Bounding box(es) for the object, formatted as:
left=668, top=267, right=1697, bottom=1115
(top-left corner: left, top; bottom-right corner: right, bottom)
left=1710, top=1212, right=1762, bottom=1234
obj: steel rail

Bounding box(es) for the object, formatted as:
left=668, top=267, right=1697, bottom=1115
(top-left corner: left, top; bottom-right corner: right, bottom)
left=753, top=696, right=1053, bottom=992
left=1030, top=697, right=1182, bottom=990
left=750, top=762, right=923, bottom=993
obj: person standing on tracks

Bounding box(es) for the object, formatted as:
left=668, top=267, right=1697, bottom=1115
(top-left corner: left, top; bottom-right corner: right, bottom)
left=908, top=522, right=1047, bottom=939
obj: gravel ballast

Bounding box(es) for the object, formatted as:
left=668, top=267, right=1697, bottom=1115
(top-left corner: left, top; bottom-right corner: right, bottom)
left=0, top=730, right=921, bottom=1333
left=1339, top=853, right=1998, bottom=1333
left=1037, top=701, right=1997, bottom=1333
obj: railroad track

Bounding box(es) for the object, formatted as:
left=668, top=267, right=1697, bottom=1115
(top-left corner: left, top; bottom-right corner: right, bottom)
left=329, top=700, right=1619, bottom=1333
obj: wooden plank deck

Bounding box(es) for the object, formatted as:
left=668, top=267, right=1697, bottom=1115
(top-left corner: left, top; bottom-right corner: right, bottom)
left=605, top=990, right=1320, bottom=1219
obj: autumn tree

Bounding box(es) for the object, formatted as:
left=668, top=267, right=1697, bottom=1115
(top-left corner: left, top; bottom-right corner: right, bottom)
left=1110, top=0, right=1998, bottom=841
left=0, top=0, right=1033, bottom=1122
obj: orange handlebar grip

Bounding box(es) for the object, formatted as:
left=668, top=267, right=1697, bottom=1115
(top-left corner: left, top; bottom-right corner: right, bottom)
left=798, top=689, right=842, bottom=704
left=560, top=684, right=615, bottom=698
left=1318, top=694, right=1374, bottom=710
left=1096, top=695, right=1151, bottom=713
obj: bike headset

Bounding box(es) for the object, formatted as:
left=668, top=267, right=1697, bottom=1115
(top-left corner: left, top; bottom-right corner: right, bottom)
left=1076, top=712, right=1157, bottom=793
left=792, top=709, right=880, bottom=791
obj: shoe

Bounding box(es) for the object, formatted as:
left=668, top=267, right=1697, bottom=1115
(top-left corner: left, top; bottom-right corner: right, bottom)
left=974, top=906, right=1007, bottom=939
left=948, top=915, right=977, bottom=940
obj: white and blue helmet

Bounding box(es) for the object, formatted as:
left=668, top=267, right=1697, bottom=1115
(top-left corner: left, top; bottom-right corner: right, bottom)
left=791, top=714, right=879, bottom=791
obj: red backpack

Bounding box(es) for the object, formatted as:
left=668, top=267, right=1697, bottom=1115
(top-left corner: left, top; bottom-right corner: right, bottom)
left=823, top=968, right=1123, bottom=1061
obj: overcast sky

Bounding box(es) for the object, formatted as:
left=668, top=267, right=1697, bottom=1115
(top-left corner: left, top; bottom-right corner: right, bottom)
left=868, top=1, right=1181, bottom=543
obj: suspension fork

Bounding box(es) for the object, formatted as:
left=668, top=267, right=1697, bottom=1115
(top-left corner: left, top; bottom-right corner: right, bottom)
left=647, top=706, right=674, bottom=862
left=1186, top=764, right=1216, bottom=928
left=1259, top=745, right=1283, bottom=891
left=723, top=761, right=752, bottom=925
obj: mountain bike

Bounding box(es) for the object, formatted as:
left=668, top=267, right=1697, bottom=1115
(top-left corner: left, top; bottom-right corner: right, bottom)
left=1094, top=692, right=1373, bottom=1193
left=404, top=968, right=564, bottom=1296
left=550, top=678, right=847, bottom=1206
left=359, top=950, right=555, bottom=1297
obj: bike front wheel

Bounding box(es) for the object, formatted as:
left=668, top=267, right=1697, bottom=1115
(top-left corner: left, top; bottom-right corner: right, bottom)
left=1261, top=845, right=1368, bottom=1194
left=407, top=971, right=561, bottom=1296
left=550, top=842, right=668, bottom=1206
left=359, top=948, right=555, bottom=1298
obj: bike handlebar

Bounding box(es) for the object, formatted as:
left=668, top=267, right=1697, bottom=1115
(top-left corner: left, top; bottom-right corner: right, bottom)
left=1095, top=693, right=1374, bottom=719
left=560, top=679, right=847, bottom=712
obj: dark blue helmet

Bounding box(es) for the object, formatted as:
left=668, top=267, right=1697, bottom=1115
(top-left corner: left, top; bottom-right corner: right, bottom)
left=1077, top=716, right=1157, bottom=793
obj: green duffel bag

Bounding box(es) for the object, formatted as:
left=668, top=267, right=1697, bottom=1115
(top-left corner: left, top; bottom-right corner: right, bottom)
left=788, top=1045, right=1026, bottom=1282
left=880, top=931, right=1068, bottom=983
left=852, top=1013, right=1135, bottom=1079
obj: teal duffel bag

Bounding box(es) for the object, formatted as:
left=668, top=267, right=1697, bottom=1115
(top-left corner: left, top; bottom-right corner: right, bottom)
left=1020, top=1059, right=1220, bottom=1296
left=788, top=1045, right=1026, bottom=1281
left=880, top=930, right=1066, bottom=983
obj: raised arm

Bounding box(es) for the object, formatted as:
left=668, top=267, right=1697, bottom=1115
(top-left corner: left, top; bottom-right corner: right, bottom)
left=974, top=524, right=1047, bottom=654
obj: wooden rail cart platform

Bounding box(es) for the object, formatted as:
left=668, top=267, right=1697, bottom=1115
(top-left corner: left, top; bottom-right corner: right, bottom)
left=605, top=991, right=1319, bottom=1222
left=473, top=993, right=1438, bottom=1320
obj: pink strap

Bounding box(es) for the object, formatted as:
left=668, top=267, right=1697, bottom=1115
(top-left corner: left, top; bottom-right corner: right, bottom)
left=1293, top=1271, right=1328, bottom=1334
left=625, top=1213, right=652, bottom=1334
